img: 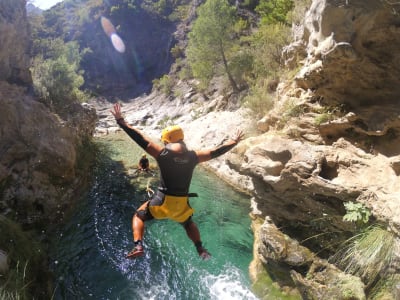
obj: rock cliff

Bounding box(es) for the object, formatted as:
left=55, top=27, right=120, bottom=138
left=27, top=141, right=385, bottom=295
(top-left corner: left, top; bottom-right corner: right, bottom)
left=0, top=0, right=97, bottom=228
left=0, top=0, right=31, bottom=86
left=256, top=0, right=400, bottom=240
left=239, top=0, right=400, bottom=298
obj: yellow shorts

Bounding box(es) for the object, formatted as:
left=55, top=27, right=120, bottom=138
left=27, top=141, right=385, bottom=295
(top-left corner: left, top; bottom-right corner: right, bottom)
left=149, top=195, right=194, bottom=223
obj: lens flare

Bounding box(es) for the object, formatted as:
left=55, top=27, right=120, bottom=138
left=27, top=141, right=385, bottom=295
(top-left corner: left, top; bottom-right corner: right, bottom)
left=100, top=16, right=115, bottom=37
left=100, top=16, right=126, bottom=53
left=111, top=33, right=126, bottom=53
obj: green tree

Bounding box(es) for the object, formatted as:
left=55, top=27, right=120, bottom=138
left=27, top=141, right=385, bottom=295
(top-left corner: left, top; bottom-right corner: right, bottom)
left=186, top=0, right=240, bottom=92
left=31, top=39, right=87, bottom=111
left=248, top=22, right=291, bottom=79
left=256, top=0, right=294, bottom=25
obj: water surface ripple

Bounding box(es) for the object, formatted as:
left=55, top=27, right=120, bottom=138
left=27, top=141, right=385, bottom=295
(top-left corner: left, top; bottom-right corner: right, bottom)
left=51, top=135, right=257, bottom=299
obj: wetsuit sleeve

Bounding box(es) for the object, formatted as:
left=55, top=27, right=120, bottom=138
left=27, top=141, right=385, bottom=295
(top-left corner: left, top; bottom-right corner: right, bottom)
left=210, top=142, right=236, bottom=159
left=116, top=118, right=149, bottom=150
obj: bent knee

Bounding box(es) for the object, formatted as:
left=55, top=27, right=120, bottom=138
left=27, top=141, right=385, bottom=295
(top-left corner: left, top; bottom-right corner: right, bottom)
left=135, top=208, right=153, bottom=221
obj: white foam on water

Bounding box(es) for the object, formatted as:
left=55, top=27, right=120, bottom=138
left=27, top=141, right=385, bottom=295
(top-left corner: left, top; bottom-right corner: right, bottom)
left=202, top=267, right=258, bottom=300
left=136, top=282, right=175, bottom=300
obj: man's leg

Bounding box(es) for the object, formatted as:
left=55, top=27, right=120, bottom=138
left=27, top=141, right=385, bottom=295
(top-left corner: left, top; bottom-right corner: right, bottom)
left=183, top=219, right=201, bottom=243
left=133, top=202, right=147, bottom=241
left=182, top=218, right=211, bottom=260
left=127, top=201, right=149, bottom=259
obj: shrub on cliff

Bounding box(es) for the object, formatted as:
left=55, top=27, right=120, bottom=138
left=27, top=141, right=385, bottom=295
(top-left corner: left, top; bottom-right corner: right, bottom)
left=31, top=38, right=89, bottom=112
left=256, top=0, right=294, bottom=25
left=332, top=225, right=399, bottom=297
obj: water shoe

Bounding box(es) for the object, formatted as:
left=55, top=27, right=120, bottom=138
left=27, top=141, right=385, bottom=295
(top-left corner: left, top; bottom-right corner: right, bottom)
left=197, top=247, right=211, bottom=260
left=126, top=244, right=144, bottom=259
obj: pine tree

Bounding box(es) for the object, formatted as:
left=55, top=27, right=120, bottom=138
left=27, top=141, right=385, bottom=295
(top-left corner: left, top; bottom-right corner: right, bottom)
left=186, top=0, right=239, bottom=92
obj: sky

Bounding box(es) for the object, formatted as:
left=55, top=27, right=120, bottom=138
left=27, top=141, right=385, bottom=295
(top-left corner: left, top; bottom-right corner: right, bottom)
left=31, top=0, right=64, bottom=10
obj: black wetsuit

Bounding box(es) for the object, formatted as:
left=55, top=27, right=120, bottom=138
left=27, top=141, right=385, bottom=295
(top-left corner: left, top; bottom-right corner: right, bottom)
left=156, top=144, right=198, bottom=196
left=144, top=144, right=198, bottom=222
left=116, top=121, right=198, bottom=222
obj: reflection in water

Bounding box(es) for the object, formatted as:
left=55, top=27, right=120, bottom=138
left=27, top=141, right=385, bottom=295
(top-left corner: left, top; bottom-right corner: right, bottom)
left=50, top=135, right=257, bottom=299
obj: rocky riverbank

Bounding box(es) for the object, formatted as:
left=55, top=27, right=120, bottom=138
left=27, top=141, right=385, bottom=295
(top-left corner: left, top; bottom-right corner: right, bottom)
left=2, top=0, right=400, bottom=298
left=92, top=82, right=256, bottom=194
left=91, top=1, right=400, bottom=296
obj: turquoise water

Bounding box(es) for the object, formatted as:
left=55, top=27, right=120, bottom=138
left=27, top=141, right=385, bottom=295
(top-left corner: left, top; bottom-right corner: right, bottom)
left=50, top=134, right=257, bottom=299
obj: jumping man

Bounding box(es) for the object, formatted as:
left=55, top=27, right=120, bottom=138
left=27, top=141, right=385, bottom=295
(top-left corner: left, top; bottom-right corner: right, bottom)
left=111, top=103, right=244, bottom=260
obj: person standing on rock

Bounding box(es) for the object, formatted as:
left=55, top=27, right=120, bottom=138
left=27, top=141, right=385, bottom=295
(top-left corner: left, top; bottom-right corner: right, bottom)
left=110, top=103, right=244, bottom=260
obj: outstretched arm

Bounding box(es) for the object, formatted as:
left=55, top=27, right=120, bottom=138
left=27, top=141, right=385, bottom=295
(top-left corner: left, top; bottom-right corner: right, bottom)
left=196, top=129, right=244, bottom=163
left=110, top=103, right=163, bottom=158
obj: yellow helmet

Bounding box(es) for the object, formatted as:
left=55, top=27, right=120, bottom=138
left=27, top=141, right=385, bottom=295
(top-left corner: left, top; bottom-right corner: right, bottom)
left=161, top=125, right=184, bottom=144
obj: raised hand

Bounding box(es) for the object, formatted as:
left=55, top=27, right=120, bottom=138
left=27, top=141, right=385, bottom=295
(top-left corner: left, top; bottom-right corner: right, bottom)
left=110, top=103, right=123, bottom=120
left=232, top=129, right=244, bottom=144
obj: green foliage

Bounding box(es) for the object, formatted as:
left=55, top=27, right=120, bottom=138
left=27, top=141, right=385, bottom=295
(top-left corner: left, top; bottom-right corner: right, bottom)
left=256, top=0, right=294, bottom=25
left=273, top=98, right=305, bottom=129
left=38, top=0, right=104, bottom=41
left=314, top=113, right=332, bottom=126
left=109, top=0, right=138, bottom=19
left=141, top=0, right=190, bottom=21
left=170, top=44, right=184, bottom=59
left=234, top=18, right=250, bottom=33
left=343, top=202, right=371, bottom=225
left=313, top=104, right=344, bottom=125
left=243, top=79, right=275, bottom=117
left=239, top=0, right=259, bottom=10
left=152, top=74, right=174, bottom=95
left=29, top=2, right=94, bottom=110
left=246, top=22, right=292, bottom=80
left=229, top=50, right=254, bottom=87
left=157, top=115, right=173, bottom=128
left=187, top=0, right=240, bottom=91
left=0, top=216, right=49, bottom=299
left=283, top=99, right=304, bottom=118
left=288, top=0, right=312, bottom=25
left=142, top=0, right=168, bottom=16
left=167, top=3, right=191, bottom=21
left=332, top=225, right=397, bottom=289
left=178, top=64, right=192, bottom=81
left=0, top=287, right=19, bottom=300
left=31, top=38, right=88, bottom=111
left=230, top=3, right=294, bottom=115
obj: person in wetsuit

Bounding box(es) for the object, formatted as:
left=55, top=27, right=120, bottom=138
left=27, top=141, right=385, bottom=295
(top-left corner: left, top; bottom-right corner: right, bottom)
left=138, top=154, right=150, bottom=172
left=111, top=103, right=244, bottom=260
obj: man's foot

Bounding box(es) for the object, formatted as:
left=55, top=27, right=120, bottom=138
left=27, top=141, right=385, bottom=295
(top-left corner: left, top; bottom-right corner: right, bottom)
left=126, top=244, right=144, bottom=259
left=197, top=247, right=211, bottom=260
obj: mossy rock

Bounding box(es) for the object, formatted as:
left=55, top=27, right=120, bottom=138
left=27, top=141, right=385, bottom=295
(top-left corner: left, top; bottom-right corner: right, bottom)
left=251, top=263, right=301, bottom=300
